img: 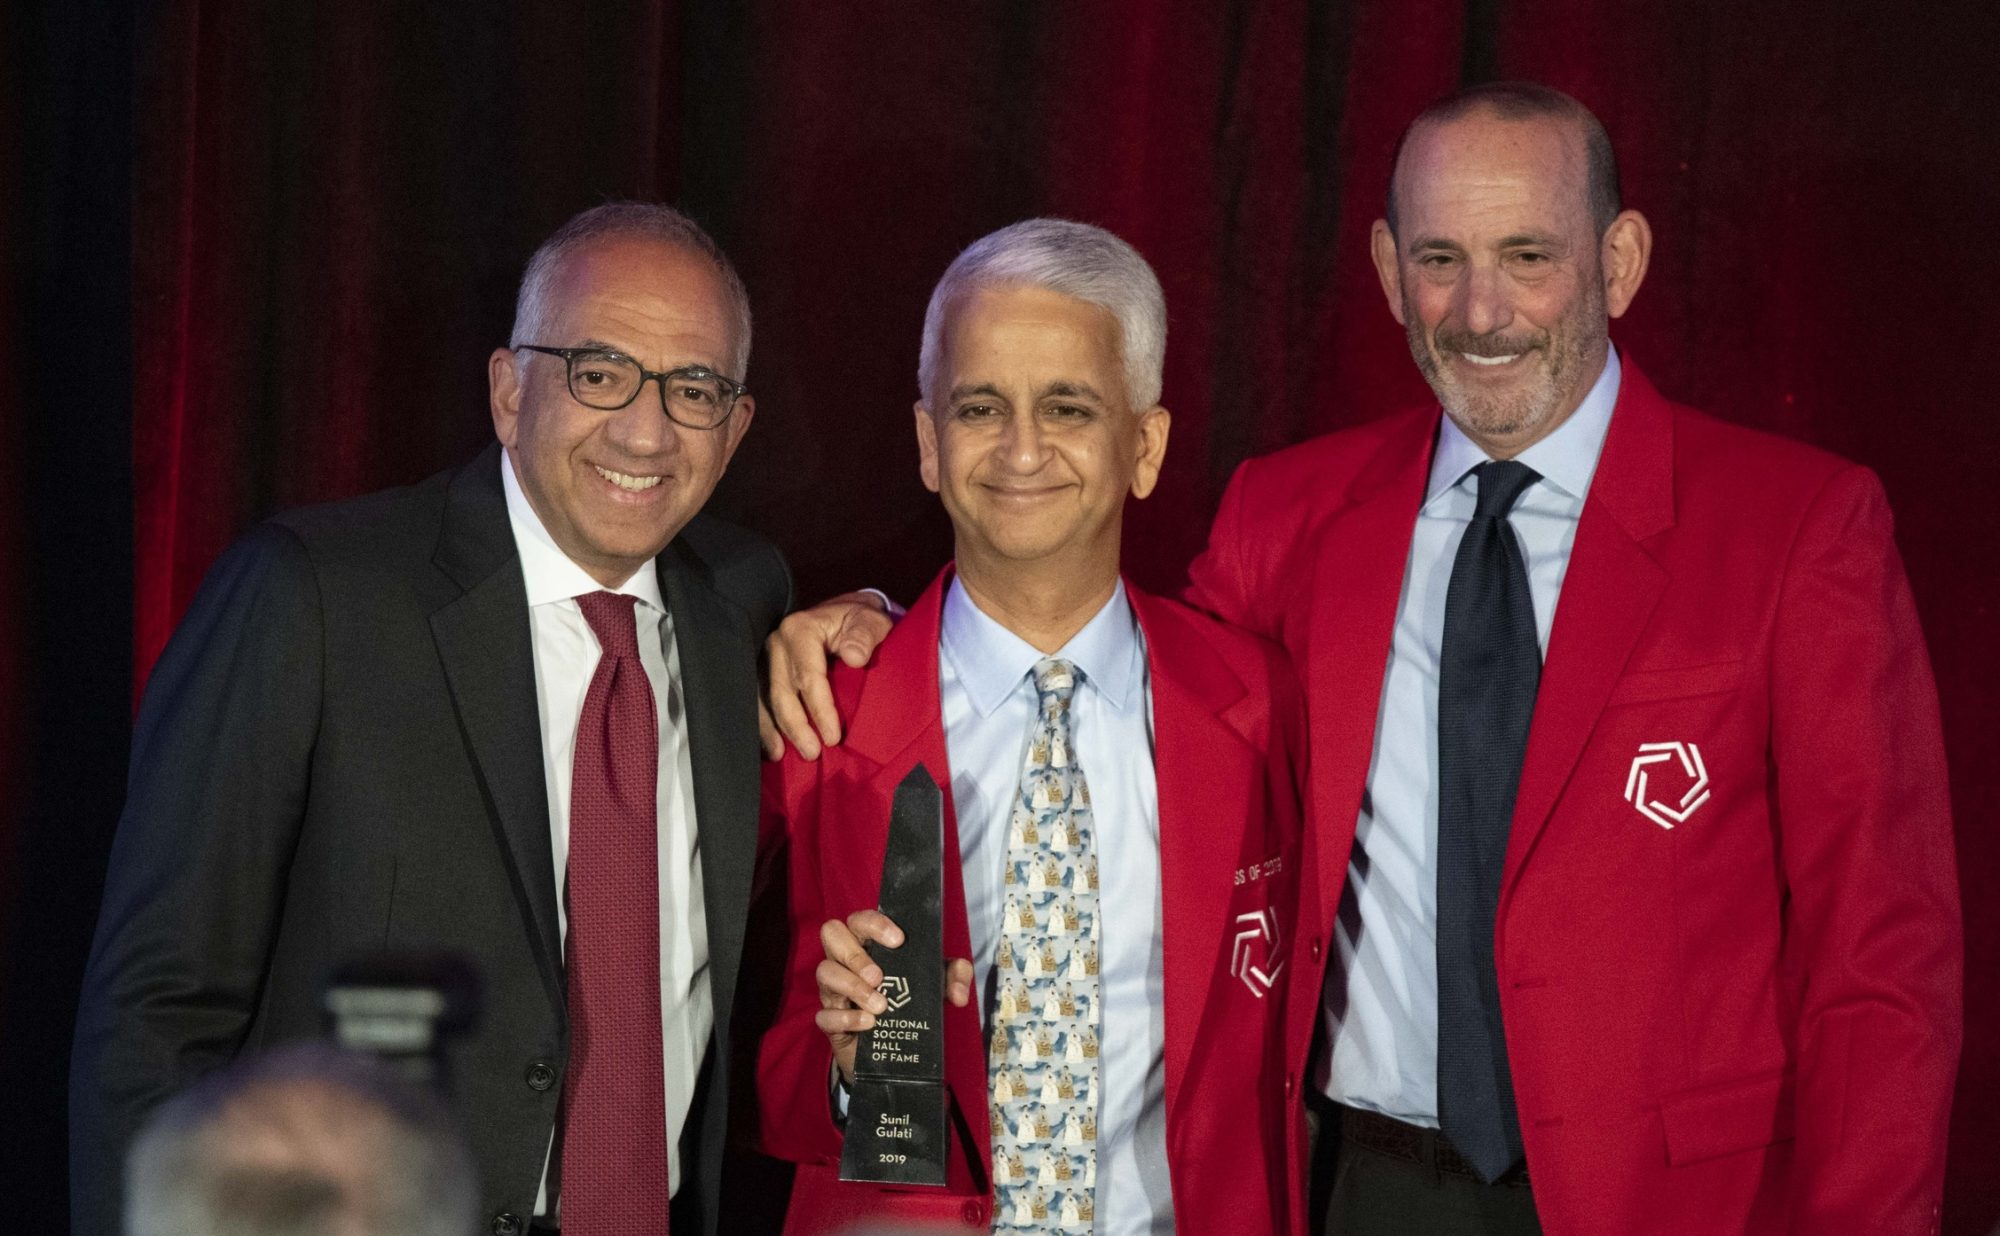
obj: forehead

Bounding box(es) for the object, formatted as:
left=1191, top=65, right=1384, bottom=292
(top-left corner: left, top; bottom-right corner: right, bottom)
left=541, top=236, right=737, bottom=357
left=1394, top=110, right=1593, bottom=239
left=941, top=284, right=1124, bottom=378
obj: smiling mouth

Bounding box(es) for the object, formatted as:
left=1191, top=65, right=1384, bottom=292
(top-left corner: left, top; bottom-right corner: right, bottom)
left=594, top=464, right=663, bottom=492
left=1459, top=352, right=1523, bottom=366
left=985, top=484, right=1068, bottom=499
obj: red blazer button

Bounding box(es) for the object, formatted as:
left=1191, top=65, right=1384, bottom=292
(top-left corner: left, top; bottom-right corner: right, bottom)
left=961, top=1200, right=987, bottom=1225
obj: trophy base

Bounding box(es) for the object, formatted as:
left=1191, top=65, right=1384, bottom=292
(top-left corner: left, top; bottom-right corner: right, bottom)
left=838, top=1077, right=949, bottom=1186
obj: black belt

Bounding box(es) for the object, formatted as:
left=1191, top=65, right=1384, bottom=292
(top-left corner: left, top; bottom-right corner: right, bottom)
left=1341, top=1106, right=1532, bottom=1187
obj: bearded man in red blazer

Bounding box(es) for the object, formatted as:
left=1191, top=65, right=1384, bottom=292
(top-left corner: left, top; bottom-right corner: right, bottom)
left=765, top=84, right=1960, bottom=1236
left=757, top=220, right=1305, bottom=1234
left=1178, top=85, right=1960, bottom=1235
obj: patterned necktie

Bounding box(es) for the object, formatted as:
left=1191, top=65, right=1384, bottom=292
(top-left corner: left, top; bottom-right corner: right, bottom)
left=989, top=658, right=1101, bottom=1233
left=562, top=591, right=668, bottom=1232
left=1436, top=460, right=1543, bottom=1183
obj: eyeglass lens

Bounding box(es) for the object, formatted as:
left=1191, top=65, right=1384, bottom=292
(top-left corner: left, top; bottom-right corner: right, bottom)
left=567, top=352, right=733, bottom=427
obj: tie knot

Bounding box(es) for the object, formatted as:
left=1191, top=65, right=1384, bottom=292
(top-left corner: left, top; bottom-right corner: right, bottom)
left=576, top=591, right=643, bottom=660
left=1031, top=658, right=1079, bottom=711
left=1470, top=460, right=1541, bottom=520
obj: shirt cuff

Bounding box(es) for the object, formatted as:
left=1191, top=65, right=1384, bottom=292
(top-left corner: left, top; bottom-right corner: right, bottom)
left=858, top=588, right=906, bottom=620
left=830, top=1063, right=851, bottom=1128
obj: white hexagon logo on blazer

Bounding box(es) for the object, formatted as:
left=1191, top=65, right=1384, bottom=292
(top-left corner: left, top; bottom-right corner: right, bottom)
left=1624, top=741, right=1711, bottom=829
left=1230, top=909, right=1286, bottom=998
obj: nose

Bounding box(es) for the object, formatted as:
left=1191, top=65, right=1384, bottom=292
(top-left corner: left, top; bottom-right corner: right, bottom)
left=602, top=384, right=676, bottom=457
left=1458, top=259, right=1513, bottom=339
left=997, top=408, right=1049, bottom=473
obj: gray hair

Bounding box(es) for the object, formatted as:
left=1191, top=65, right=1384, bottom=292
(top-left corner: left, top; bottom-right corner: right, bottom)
left=512, top=200, right=754, bottom=378
left=918, top=219, right=1167, bottom=409
left=125, top=1043, right=478, bottom=1236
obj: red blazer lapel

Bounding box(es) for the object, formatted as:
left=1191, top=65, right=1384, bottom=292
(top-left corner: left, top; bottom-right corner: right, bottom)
left=1132, top=587, right=1253, bottom=1124
left=1300, top=411, right=1437, bottom=926
left=842, top=569, right=994, bottom=1189
left=1500, top=358, right=1676, bottom=908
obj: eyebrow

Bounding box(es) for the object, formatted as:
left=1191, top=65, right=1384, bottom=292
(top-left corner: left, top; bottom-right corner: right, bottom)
left=573, top=339, right=727, bottom=373
left=1041, top=381, right=1105, bottom=402
left=945, top=380, right=1108, bottom=403
left=947, top=382, right=1007, bottom=403
left=1406, top=232, right=1569, bottom=256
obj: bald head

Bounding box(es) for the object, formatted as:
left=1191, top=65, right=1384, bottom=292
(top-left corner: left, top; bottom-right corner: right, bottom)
left=1387, top=82, right=1621, bottom=241
left=125, top=1045, right=476, bottom=1236
left=1366, top=82, right=1652, bottom=457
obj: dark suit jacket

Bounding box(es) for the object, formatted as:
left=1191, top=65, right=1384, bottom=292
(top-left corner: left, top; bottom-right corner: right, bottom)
left=70, top=443, right=791, bottom=1236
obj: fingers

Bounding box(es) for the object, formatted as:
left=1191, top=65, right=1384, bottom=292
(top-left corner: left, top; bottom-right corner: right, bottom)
left=946, top=957, right=974, bottom=1007
left=800, top=669, right=844, bottom=753
left=816, top=955, right=886, bottom=1016
left=820, top=918, right=884, bottom=988
left=764, top=621, right=827, bottom=762
left=833, top=605, right=896, bottom=668
left=765, top=593, right=898, bottom=759
left=757, top=700, right=784, bottom=762
left=846, top=908, right=905, bottom=950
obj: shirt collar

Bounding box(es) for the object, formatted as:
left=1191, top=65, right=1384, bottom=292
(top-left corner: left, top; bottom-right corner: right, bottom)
left=1424, top=344, right=1622, bottom=508
left=501, top=448, right=665, bottom=612
left=940, top=575, right=1144, bottom=718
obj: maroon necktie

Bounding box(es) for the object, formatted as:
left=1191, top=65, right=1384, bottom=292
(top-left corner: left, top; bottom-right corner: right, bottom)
left=562, top=591, right=669, bottom=1232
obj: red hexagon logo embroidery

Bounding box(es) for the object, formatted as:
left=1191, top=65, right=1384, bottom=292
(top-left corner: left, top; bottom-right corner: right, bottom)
left=1623, top=741, right=1711, bottom=829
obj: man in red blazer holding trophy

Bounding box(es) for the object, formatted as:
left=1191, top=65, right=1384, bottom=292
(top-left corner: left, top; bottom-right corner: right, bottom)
left=757, top=219, right=1306, bottom=1234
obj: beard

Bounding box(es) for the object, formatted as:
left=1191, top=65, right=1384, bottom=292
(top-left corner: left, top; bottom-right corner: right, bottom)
left=1403, top=278, right=1606, bottom=444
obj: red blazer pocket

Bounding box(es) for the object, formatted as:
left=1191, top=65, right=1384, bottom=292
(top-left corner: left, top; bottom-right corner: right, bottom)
left=1659, top=1067, right=1795, bottom=1167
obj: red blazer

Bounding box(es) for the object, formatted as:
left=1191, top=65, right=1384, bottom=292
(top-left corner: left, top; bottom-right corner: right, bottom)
left=1187, top=357, right=1961, bottom=1236
left=757, top=570, right=1306, bottom=1235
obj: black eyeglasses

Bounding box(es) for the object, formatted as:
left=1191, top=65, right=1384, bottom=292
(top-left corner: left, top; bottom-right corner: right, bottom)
left=513, top=344, right=747, bottom=430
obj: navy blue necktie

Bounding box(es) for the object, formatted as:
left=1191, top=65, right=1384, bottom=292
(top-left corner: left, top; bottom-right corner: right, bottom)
left=1436, top=459, right=1542, bottom=1183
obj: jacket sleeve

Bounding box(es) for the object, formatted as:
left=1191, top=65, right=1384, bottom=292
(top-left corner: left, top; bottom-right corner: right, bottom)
left=69, top=523, right=325, bottom=1236
left=1768, top=466, right=1960, bottom=1233
left=754, top=755, right=847, bottom=1165
left=1184, top=457, right=1286, bottom=642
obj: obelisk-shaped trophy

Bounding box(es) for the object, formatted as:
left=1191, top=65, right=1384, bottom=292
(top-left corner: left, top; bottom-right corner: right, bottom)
left=839, top=764, right=949, bottom=1185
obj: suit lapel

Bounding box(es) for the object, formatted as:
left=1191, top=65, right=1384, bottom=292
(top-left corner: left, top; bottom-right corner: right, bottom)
left=1301, top=413, right=1437, bottom=923
left=661, top=538, right=762, bottom=1029
left=1135, top=588, right=1254, bottom=1125
left=429, top=446, right=564, bottom=1020
left=1500, top=361, right=1676, bottom=904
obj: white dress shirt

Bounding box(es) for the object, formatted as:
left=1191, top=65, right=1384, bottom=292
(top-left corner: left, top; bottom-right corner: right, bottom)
left=941, top=578, right=1173, bottom=1236
left=1317, top=349, right=1622, bottom=1125
left=501, top=452, right=709, bottom=1210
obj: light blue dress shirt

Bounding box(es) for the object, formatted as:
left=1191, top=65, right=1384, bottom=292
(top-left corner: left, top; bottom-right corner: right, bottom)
left=1316, top=349, right=1623, bottom=1126
left=941, top=577, right=1173, bottom=1235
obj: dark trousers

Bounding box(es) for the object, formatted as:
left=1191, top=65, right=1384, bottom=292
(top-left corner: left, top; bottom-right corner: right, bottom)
left=1309, top=1098, right=1543, bottom=1236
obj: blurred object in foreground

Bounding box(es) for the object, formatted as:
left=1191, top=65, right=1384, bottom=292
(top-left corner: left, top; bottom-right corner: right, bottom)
left=124, top=1041, right=478, bottom=1236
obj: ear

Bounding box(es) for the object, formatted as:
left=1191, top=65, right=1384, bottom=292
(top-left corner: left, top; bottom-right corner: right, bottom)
left=489, top=347, right=523, bottom=447
left=914, top=402, right=941, bottom=494
left=717, top=395, right=757, bottom=467
left=1369, top=219, right=1407, bottom=326
left=1600, top=209, right=1653, bottom=319
left=1128, top=406, right=1172, bottom=501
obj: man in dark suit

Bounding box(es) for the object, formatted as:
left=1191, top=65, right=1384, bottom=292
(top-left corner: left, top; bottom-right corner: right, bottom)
left=72, top=202, right=791, bottom=1236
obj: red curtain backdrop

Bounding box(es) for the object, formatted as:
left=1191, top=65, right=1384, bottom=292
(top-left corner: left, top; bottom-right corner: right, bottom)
left=1, top=0, right=1986, bottom=1229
